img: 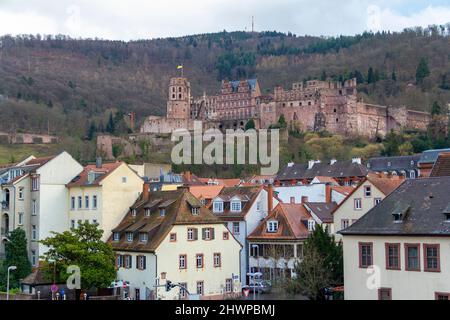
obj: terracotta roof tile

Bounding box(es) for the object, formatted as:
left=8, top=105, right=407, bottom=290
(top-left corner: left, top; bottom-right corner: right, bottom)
left=189, top=185, right=224, bottom=200
left=366, top=172, right=404, bottom=195
left=67, top=161, right=123, bottom=187
left=430, top=153, right=450, bottom=177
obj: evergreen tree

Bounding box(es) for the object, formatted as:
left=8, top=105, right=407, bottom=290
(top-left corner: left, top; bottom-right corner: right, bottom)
left=416, top=57, right=430, bottom=84
left=87, top=121, right=97, bottom=140
left=245, top=119, right=256, bottom=131
left=106, top=112, right=115, bottom=134
left=0, top=229, right=32, bottom=291
left=367, top=67, right=375, bottom=84
left=320, top=70, right=327, bottom=81
left=431, top=101, right=442, bottom=115
left=391, top=69, right=397, bottom=81
left=278, top=114, right=287, bottom=128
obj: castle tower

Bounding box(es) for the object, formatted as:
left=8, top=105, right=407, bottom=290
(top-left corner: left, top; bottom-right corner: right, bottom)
left=166, top=77, right=191, bottom=119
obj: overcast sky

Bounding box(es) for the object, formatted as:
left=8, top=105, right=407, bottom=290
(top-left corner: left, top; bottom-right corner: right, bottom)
left=0, top=0, right=449, bottom=40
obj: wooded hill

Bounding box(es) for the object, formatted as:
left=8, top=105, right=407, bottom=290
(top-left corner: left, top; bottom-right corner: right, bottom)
left=0, top=25, right=449, bottom=138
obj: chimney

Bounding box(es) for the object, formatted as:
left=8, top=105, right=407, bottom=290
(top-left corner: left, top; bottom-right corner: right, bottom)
left=301, top=196, right=309, bottom=204
left=325, top=185, right=332, bottom=203
left=96, top=156, right=102, bottom=168
left=267, top=184, right=274, bottom=215
left=142, top=182, right=150, bottom=201
left=287, top=162, right=295, bottom=168
left=308, top=160, right=315, bottom=170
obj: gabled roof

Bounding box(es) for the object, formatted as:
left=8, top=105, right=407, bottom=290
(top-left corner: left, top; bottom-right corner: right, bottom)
left=110, top=189, right=221, bottom=252
left=24, top=155, right=56, bottom=168
left=248, top=203, right=311, bottom=241
left=430, top=153, right=450, bottom=177
left=366, top=173, right=404, bottom=195
left=331, top=186, right=354, bottom=197
left=210, top=186, right=263, bottom=220
left=341, top=177, right=450, bottom=236
left=67, top=161, right=123, bottom=187
left=311, top=176, right=339, bottom=185
left=304, top=202, right=337, bottom=223
left=277, top=160, right=368, bottom=181
left=190, top=185, right=224, bottom=200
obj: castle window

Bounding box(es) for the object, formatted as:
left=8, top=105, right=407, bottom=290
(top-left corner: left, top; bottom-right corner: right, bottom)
left=336, top=118, right=339, bottom=123
left=334, top=109, right=337, bottom=113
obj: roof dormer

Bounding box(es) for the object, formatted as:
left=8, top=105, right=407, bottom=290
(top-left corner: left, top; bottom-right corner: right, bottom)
left=266, top=219, right=279, bottom=233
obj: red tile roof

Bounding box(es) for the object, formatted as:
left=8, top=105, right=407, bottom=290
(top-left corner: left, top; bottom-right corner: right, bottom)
left=189, top=185, right=224, bottom=200
left=430, top=152, right=450, bottom=177
left=366, top=173, right=404, bottom=195
left=67, top=161, right=123, bottom=187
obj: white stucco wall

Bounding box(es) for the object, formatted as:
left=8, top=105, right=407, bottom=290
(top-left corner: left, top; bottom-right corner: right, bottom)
left=343, top=235, right=450, bottom=300
left=275, top=184, right=326, bottom=204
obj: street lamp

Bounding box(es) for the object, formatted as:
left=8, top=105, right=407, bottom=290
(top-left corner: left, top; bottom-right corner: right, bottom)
left=6, top=265, right=17, bottom=300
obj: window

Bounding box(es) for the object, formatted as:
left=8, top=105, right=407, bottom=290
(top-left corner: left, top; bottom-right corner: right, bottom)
left=354, top=198, right=362, bottom=210
left=424, top=244, right=440, bottom=272
left=225, top=279, right=233, bottom=293
left=115, top=255, right=123, bottom=268
left=410, top=171, right=416, bottom=179
left=139, top=233, right=148, bottom=243
left=223, top=232, right=229, bottom=240
left=213, top=201, right=224, bottom=213
left=71, top=220, right=76, bottom=229
left=85, top=196, right=89, bottom=209
left=124, top=255, right=132, bottom=269
left=364, top=186, right=372, bottom=197
left=359, top=242, right=373, bottom=268
left=230, top=201, right=242, bottom=212
left=170, top=233, right=177, bottom=242
left=18, top=213, right=24, bottom=226
left=93, top=195, right=98, bottom=209
left=202, top=228, right=214, bottom=240
left=122, top=177, right=127, bottom=183
left=31, top=176, right=39, bottom=191
left=378, top=288, right=392, bottom=300
left=131, top=209, right=137, bottom=217
left=92, top=219, right=97, bottom=225
left=32, top=200, right=37, bottom=215
left=137, top=256, right=146, bottom=270
left=145, top=208, right=151, bottom=216
left=405, top=244, right=420, bottom=271
left=196, top=281, right=204, bottom=295
left=200, top=199, right=207, bottom=206
left=31, top=250, right=37, bottom=266
left=213, top=252, right=222, bottom=267
left=180, top=283, right=188, bottom=299
left=256, top=201, right=262, bottom=211
left=232, top=222, right=240, bottom=235
left=308, top=220, right=316, bottom=232
left=179, top=254, right=187, bottom=269
left=159, top=208, right=166, bottom=217
left=341, top=219, right=349, bottom=230
left=435, top=292, right=450, bottom=300
left=266, top=220, right=278, bottom=233
left=196, top=254, right=204, bottom=268
left=191, top=207, right=200, bottom=215
left=113, top=232, right=120, bottom=241
left=18, top=187, right=24, bottom=200
left=78, top=196, right=82, bottom=209
left=385, top=243, right=400, bottom=270
left=71, top=197, right=75, bottom=210
left=290, top=197, right=295, bottom=204
left=126, top=232, right=133, bottom=242
left=31, top=225, right=37, bottom=241
left=374, top=198, right=382, bottom=206
left=187, top=228, right=198, bottom=241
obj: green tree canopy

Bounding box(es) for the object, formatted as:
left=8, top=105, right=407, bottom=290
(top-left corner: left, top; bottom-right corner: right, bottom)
left=0, top=229, right=32, bottom=290
left=278, top=114, right=287, bottom=128
left=245, top=119, right=256, bottom=131
left=416, top=57, right=430, bottom=84
left=40, top=222, right=116, bottom=290
left=431, top=101, right=442, bottom=115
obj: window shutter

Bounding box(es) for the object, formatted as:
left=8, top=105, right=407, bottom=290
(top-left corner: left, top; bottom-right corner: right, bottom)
left=211, top=228, right=215, bottom=240
left=194, top=228, right=198, bottom=240
left=129, top=255, right=133, bottom=269
left=143, top=256, right=146, bottom=270
left=136, top=256, right=139, bottom=270
left=202, top=228, right=206, bottom=240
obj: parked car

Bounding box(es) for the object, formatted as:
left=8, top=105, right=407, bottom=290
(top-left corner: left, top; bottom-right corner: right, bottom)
left=242, top=280, right=272, bottom=294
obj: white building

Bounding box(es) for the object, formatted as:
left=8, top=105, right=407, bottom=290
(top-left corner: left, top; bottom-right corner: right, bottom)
left=210, top=185, right=279, bottom=285
left=111, top=187, right=242, bottom=300
left=341, top=177, right=450, bottom=300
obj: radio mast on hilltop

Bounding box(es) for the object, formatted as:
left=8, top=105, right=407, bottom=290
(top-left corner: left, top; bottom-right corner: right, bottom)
left=252, top=16, right=254, bottom=33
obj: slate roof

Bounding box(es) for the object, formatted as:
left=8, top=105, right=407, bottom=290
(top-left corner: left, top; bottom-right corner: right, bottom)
left=430, top=153, right=450, bottom=177
left=276, top=160, right=368, bottom=181
left=248, top=203, right=311, bottom=241
left=304, top=202, right=337, bottom=223
left=419, top=148, right=450, bottom=165
left=110, top=189, right=221, bottom=252
left=367, top=155, right=420, bottom=172
left=340, top=177, right=450, bottom=236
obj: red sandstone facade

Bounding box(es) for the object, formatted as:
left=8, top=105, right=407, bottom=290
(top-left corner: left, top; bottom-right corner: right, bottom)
left=141, top=77, right=431, bottom=137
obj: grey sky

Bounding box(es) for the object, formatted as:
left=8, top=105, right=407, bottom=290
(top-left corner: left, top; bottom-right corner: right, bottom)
left=0, top=0, right=449, bottom=40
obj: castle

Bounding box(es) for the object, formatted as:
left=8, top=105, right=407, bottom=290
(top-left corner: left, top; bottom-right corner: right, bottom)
left=140, top=77, right=431, bottom=137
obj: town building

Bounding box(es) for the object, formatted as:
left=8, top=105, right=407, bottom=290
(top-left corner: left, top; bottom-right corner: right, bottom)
left=367, top=155, right=421, bottom=179
left=341, top=176, right=450, bottom=300
left=418, top=148, right=450, bottom=177
left=67, top=159, right=144, bottom=241
left=209, top=185, right=279, bottom=285
left=110, top=186, right=242, bottom=300
left=247, top=202, right=323, bottom=281
left=141, top=77, right=431, bottom=138
left=303, top=202, right=337, bottom=234
left=1, top=152, right=83, bottom=265
left=276, top=158, right=368, bottom=186
left=332, top=173, right=404, bottom=241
